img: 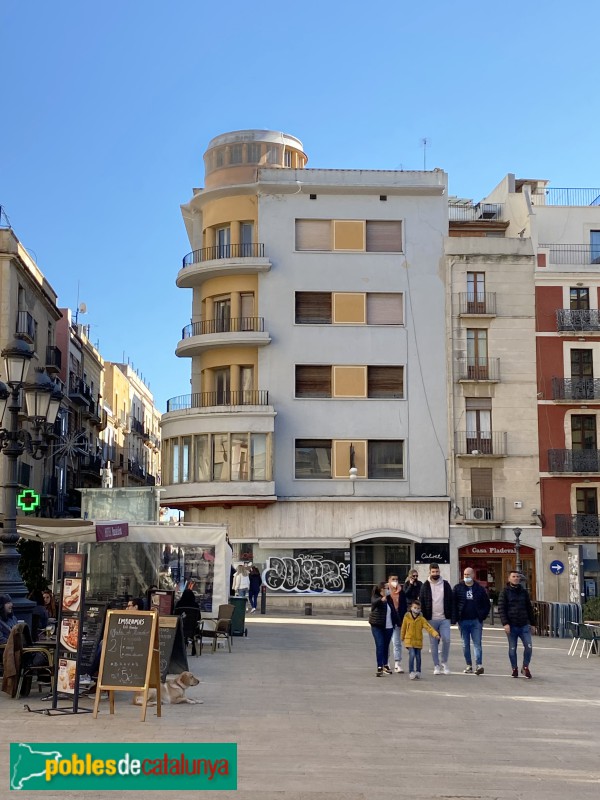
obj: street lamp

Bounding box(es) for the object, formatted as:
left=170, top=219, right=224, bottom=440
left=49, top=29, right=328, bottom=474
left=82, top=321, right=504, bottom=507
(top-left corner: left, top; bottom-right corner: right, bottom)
left=513, top=527, right=522, bottom=576
left=0, top=337, right=63, bottom=626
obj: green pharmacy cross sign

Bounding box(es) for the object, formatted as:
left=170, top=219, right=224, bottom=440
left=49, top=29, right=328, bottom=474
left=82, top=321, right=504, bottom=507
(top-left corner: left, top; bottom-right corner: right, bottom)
left=17, top=488, right=41, bottom=513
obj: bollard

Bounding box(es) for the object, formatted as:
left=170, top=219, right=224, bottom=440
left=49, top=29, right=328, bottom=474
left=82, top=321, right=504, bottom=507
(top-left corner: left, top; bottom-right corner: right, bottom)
left=356, top=605, right=364, bottom=619
left=260, top=585, right=267, bottom=615
left=304, top=602, right=313, bottom=616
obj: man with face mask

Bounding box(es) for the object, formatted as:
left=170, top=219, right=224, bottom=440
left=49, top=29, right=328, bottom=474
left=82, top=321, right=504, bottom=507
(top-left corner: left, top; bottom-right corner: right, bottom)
left=419, top=563, right=453, bottom=674
left=452, top=567, right=490, bottom=674
left=386, top=574, right=407, bottom=673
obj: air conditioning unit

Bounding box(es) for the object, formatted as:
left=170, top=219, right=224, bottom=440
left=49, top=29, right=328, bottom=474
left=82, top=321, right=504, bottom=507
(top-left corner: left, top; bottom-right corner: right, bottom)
left=468, top=507, right=486, bottom=521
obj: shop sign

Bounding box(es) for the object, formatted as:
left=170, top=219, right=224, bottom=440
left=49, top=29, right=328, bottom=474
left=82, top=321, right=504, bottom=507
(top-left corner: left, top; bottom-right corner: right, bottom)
left=414, top=543, right=450, bottom=564
left=96, top=521, right=129, bottom=542
left=460, top=543, right=535, bottom=557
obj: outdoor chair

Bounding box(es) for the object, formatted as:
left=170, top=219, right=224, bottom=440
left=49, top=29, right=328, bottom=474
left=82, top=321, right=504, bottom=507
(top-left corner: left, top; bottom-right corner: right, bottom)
left=174, top=606, right=202, bottom=656
left=578, top=623, right=600, bottom=658
left=197, top=604, right=234, bottom=654
left=2, top=624, right=54, bottom=698
left=567, top=621, right=582, bottom=656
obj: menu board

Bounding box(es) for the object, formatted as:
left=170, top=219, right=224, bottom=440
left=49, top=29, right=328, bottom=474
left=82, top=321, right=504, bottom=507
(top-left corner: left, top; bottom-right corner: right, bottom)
left=150, top=590, right=174, bottom=616
left=61, top=578, right=82, bottom=613
left=52, top=553, right=88, bottom=714
left=100, top=612, right=155, bottom=689
left=57, top=658, right=77, bottom=694
left=158, top=616, right=188, bottom=682
left=80, top=602, right=107, bottom=674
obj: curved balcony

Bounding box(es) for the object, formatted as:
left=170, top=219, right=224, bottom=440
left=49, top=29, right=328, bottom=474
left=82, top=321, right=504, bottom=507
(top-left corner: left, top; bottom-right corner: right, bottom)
left=167, top=390, right=269, bottom=412
left=176, top=317, right=271, bottom=357
left=177, top=243, right=271, bottom=288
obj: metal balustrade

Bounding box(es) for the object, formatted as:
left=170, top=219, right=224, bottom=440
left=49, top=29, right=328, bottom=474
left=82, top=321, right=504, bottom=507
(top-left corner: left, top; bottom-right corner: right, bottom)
left=460, top=497, right=505, bottom=522
left=448, top=203, right=503, bottom=221
left=458, top=293, right=497, bottom=315
left=182, top=317, right=264, bottom=338
left=548, top=449, right=600, bottom=473
left=455, top=431, right=507, bottom=456
left=456, top=357, right=500, bottom=382
left=533, top=188, right=600, bottom=206
left=552, top=377, right=600, bottom=401
left=166, top=390, right=269, bottom=412
left=555, top=514, right=600, bottom=538
left=182, top=243, right=265, bottom=268
left=557, top=309, right=600, bottom=331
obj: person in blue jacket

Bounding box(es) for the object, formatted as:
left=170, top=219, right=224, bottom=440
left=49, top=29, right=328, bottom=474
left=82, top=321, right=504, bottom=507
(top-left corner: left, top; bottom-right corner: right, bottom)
left=452, top=567, right=490, bottom=675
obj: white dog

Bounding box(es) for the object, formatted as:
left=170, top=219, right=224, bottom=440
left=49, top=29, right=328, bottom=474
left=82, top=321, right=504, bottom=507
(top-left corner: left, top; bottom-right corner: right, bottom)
left=133, top=671, right=202, bottom=706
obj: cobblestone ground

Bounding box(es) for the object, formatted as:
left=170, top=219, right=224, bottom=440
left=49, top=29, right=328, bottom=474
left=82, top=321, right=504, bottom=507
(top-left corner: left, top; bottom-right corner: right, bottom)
left=1, top=616, right=599, bottom=799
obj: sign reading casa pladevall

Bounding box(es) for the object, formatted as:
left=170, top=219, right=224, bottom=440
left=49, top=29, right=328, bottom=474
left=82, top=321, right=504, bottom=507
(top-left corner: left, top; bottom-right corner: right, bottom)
left=414, top=543, right=450, bottom=564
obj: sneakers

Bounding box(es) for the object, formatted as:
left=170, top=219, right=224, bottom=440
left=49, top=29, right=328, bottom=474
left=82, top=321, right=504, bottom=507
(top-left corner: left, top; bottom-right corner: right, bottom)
left=250, top=608, right=256, bottom=613
left=415, top=672, right=421, bottom=679
left=442, top=663, right=451, bottom=675
left=376, top=667, right=383, bottom=677
left=409, top=671, right=416, bottom=680
left=382, top=665, right=392, bottom=675
left=394, top=662, right=404, bottom=674
left=433, top=665, right=442, bottom=675
left=521, top=666, right=532, bottom=679
left=511, top=667, right=519, bottom=678
left=475, top=665, right=484, bottom=675
left=463, top=665, right=473, bottom=674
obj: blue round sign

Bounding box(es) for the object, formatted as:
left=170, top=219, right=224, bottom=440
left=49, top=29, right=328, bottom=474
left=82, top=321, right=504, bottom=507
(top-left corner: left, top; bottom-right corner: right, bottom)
left=550, top=560, right=565, bottom=575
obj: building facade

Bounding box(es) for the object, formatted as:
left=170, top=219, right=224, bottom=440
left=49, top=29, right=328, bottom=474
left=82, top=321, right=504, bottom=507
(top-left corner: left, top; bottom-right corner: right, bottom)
left=161, top=129, right=450, bottom=608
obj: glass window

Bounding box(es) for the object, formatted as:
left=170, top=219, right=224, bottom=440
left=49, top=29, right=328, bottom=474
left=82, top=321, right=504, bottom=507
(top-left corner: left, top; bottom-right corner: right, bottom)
left=231, top=433, right=250, bottom=481
left=295, top=439, right=332, bottom=479
left=230, top=144, right=243, bottom=164
left=181, top=436, right=191, bottom=483
left=212, top=434, right=229, bottom=480
left=240, top=222, right=254, bottom=256
left=251, top=433, right=267, bottom=480
left=247, top=143, right=261, bottom=163
left=172, top=440, right=180, bottom=483
left=368, top=440, right=404, bottom=479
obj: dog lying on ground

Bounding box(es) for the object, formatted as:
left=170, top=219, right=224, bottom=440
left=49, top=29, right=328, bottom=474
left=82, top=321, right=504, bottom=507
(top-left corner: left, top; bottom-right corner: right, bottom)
left=132, top=671, right=202, bottom=706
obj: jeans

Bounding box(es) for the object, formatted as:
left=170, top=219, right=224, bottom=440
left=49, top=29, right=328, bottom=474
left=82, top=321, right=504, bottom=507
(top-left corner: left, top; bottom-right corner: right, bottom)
left=371, top=626, right=393, bottom=668
left=249, top=588, right=259, bottom=610
left=459, top=619, right=483, bottom=666
left=391, top=627, right=403, bottom=663
left=237, top=588, right=249, bottom=598
left=408, top=647, right=422, bottom=673
left=428, top=618, right=451, bottom=666
left=507, top=624, right=533, bottom=669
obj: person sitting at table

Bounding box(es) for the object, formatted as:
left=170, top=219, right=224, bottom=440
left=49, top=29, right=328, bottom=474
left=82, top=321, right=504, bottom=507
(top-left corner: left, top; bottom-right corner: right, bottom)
left=126, top=597, right=144, bottom=611
left=41, top=588, right=57, bottom=620
left=28, top=590, right=49, bottom=636
left=0, top=594, right=18, bottom=645
left=175, top=588, right=199, bottom=611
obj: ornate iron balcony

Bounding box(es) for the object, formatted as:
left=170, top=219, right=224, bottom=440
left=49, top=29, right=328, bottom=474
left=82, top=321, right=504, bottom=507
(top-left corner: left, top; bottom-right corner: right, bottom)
left=548, top=449, right=600, bottom=473
left=555, top=514, right=600, bottom=538
left=552, top=377, right=600, bottom=401
left=557, top=309, right=600, bottom=331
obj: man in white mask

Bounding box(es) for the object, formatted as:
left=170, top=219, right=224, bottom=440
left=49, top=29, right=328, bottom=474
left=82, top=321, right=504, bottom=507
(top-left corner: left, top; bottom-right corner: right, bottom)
left=419, top=563, right=453, bottom=674
left=451, top=567, right=490, bottom=674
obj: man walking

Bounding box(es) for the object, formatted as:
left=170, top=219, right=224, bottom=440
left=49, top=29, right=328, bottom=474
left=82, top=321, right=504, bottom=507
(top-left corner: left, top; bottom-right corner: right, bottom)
left=419, top=563, right=452, bottom=674
left=386, top=574, right=407, bottom=673
left=498, top=571, right=535, bottom=678
left=452, top=567, right=490, bottom=675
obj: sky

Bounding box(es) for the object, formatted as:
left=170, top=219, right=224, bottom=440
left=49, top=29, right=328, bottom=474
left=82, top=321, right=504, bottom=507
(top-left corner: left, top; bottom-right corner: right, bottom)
left=2, top=0, right=600, bottom=411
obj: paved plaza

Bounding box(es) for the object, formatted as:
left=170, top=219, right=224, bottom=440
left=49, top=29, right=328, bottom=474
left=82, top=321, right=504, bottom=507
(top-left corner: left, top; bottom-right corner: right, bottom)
left=1, top=615, right=599, bottom=799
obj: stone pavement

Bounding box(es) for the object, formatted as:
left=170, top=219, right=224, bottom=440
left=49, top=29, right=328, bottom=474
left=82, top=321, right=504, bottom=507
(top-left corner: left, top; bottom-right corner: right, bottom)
left=1, top=615, right=599, bottom=799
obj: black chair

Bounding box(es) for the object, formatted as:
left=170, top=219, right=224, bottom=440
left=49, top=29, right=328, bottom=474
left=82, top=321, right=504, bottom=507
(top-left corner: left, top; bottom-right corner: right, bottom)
left=174, top=607, right=202, bottom=656
left=198, top=604, right=234, bottom=654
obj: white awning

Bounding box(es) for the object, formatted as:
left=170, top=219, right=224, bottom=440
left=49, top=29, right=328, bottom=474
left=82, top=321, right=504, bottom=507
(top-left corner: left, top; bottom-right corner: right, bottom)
left=258, top=539, right=350, bottom=549
left=17, top=519, right=228, bottom=545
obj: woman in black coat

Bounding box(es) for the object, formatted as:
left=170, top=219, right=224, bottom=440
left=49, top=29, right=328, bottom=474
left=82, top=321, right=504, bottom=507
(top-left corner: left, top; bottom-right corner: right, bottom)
left=368, top=582, right=394, bottom=677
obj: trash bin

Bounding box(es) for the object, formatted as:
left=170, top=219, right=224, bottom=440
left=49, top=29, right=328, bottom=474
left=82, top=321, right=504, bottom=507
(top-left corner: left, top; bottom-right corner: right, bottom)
left=228, top=596, right=248, bottom=637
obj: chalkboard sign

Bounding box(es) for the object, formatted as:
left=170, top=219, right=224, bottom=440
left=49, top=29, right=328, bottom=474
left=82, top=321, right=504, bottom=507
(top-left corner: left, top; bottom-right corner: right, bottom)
left=158, top=616, right=189, bottom=682
left=93, top=610, right=161, bottom=722
left=80, top=602, right=107, bottom=674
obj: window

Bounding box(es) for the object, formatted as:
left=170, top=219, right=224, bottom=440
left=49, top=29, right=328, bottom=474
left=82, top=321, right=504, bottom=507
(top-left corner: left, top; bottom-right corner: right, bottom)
left=295, top=220, right=331, bottom=251
left=247, top=143, right=261, bottom=163
left=240, top=222, right=254, bottom=256
left=181, top=436, right=192, bottom=483
left=591, top=231, right=600, bottom=264
left=467, top=329, right=488, bottom=379
left=231, top=434, right=249, bottom=481
left=368, top=366, right=404, bottom=398
left=215, top=148, right=225, bottom=168
left=368, top=441, right=404, bottom=479
left=240, top=366, right=254, bottom=402
left=366, top=293, right=403, bottom=325
left=571, top=416, right=597, bottom=471
left=295, top=366, right=332, bottom=398
left=214, top=368, right=230, bottom=405
left=214, top=298, right=231, bottom=332
left=470, top=467, right=493, bottom=517
left=295, top=440, right=332, bottom=478
left=266, top=145, right=279, bottom=164
left=295, top=292, right=332, bottom=324
left=467, top=272, right=486, bottom=313
left=216, top=226, right=231, bottom=258
left=251, top=434, right=267, bottom=480
left=284, top=149, right=292, bottom=167
left=366, top=220, right=403, bottom=252
left=570, top=287, right=590, bottom=310
left=230, top=144, right=243, bottom=165
left=212, top=433, right=229, bottom=480
left=240, top=293, right=255, bottom=328
left=465, top=397, right=492, bottom=454
left=172, top=440, right=180, bottom=483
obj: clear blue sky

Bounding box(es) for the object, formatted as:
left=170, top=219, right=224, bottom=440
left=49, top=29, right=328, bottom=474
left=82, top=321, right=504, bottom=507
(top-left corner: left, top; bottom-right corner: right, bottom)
left=2, top=1, right=599, bottom=410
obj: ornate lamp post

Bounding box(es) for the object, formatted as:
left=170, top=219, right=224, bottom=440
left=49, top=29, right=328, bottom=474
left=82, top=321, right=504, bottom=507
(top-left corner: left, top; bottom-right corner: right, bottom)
left=0, top=337, right=63, bottom=626
left=513, top=527, right=523, bottom=576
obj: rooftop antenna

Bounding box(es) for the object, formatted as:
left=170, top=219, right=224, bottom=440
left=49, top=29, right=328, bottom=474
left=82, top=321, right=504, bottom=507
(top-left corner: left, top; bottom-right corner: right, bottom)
left=421, top=137, right=429, bottom=170
left=74, top=301, right=87, bottom=326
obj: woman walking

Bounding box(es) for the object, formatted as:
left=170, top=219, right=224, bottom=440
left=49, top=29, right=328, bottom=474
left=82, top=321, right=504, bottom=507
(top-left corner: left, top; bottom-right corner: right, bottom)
left=232, top=565, right=250, bottom=605
left=248, top=566, right=262, bottom=613
left=368, top=582, right=394, bottom=677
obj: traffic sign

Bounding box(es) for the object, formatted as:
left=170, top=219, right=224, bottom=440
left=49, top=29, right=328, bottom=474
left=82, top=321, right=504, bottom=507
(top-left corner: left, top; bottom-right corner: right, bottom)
left=549, top=559, right=565, bottom=576
left=17, top=488, right=41, bottom=513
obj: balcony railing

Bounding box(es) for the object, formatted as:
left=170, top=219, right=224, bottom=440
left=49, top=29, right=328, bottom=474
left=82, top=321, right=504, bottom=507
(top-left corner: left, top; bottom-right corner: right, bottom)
left=182, top=243, right=265, bottom=268
left=16, top=310, right=36, bottom=342
left=532, top=188, right=600, bottom=206
left=541, top=245, right=600, bottom=266
left=458, top=293, right=497, bottom=315
left=182, top=317, right=264, bottom=338
left=456, top=358, right=500, bottom=382
left=80, top=455, right=102, bottom=476
left=166, top=390, right=270, bottom=412
left=455, top=431, right=507, bottom=456
left=45, top=345, right=62, bottom=373
left=460, top=497, right=505, bottom=522
left=68, top=372, right=93, bottom=403
left=552, top=377, right=600, bottom=401
left=128, top=459, right=146, bottom=479
left=448, top=203, right=504, bottom=222
left=130, top=418, right=145, bottom=436
left=548, top=449, right=600, bottom=473
left=557, top=309, right=600, bottom=331
left=555, top=514, right=600, bottom=538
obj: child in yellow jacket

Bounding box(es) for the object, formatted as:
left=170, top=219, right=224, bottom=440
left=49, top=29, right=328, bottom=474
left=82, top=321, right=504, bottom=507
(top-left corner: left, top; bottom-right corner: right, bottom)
left=401, top=600, right=440, bottom=680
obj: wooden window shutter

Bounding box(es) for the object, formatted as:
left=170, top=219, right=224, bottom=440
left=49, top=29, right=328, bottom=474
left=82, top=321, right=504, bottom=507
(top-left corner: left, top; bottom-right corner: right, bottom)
left=295, top=292, right=332, bottom=324
left=465, top=397, right=492, bottom=410
left=295, top=365, right=332, bottom=397
left=366, top=221, right=403, bottom=252
left=366, top=293, right=403, bottom=325
left=295, top=219, right=331, bottom=251
left=470, top=467, right=492, bottom=499
left=368, top=366, right=404, bottom=398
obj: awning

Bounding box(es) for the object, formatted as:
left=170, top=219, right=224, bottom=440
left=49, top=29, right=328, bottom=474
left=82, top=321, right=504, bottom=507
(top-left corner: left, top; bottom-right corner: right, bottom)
left=258, top=539, right=350, bottom=549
